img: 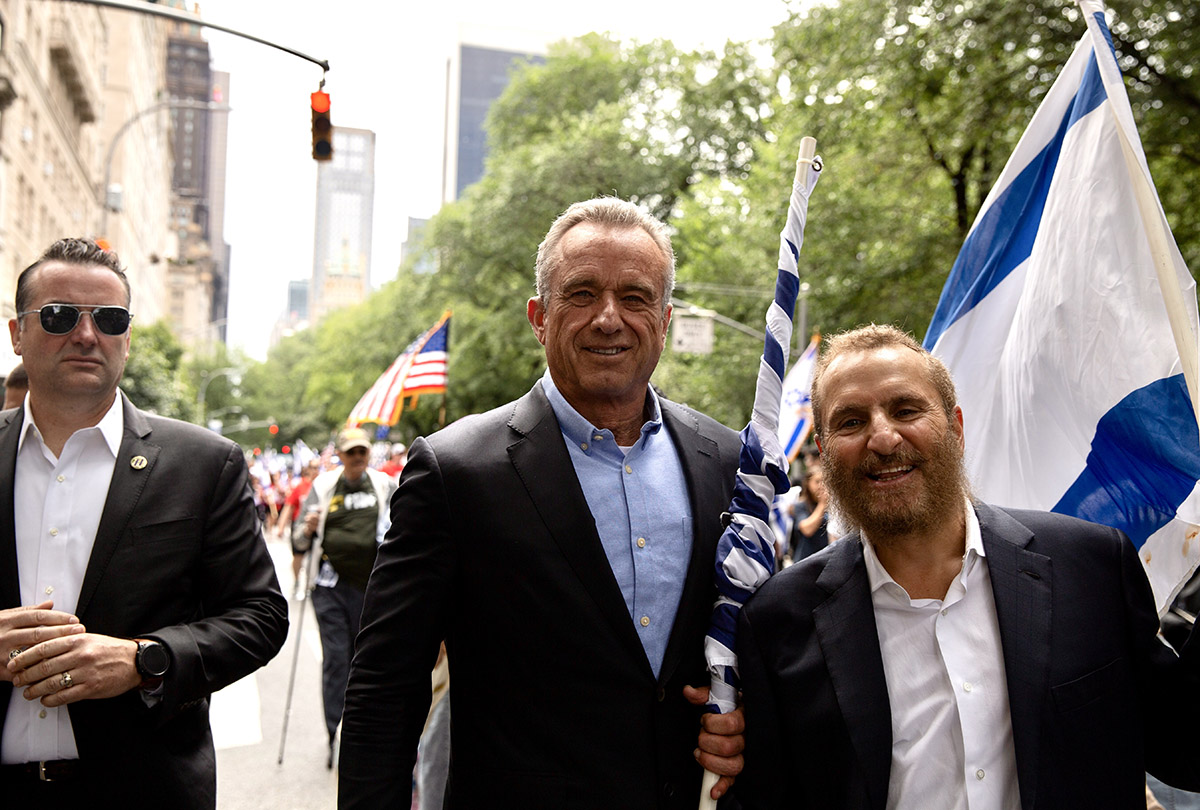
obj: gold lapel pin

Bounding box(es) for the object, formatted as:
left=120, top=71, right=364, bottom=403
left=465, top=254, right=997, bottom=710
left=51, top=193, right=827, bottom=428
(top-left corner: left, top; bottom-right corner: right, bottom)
left=130, top=455, right=148, bottom=470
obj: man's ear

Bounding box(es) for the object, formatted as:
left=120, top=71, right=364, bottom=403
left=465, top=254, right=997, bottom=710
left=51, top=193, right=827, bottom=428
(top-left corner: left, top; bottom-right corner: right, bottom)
left=527, top=297, right=547, bottom=345
left=9, top=319, right=21, bottom=356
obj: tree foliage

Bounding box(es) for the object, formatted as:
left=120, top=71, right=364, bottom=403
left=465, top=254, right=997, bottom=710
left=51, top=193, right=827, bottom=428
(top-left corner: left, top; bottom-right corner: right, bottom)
left=233, top=3, right=1197, bottom=438
left=120, top=322, right=195, bottom=420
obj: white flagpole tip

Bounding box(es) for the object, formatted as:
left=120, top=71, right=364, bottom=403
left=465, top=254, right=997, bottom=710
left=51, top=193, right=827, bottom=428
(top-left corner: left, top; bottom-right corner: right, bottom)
left=797, top=137, right=817, bottom=166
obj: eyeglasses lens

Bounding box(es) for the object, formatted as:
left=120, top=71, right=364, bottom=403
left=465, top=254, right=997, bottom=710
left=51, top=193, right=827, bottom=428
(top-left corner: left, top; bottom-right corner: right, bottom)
left=39, top=305, right=130, bottom=336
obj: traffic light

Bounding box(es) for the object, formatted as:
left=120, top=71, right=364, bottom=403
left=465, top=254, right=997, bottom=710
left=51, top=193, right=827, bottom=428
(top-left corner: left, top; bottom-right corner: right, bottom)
left=268, top=423, right=279, bottom=435
left=311, top=91, right=333, bottom=162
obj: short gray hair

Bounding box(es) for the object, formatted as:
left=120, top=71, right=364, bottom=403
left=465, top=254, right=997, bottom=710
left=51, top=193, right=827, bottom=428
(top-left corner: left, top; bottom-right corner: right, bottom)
left=534, top=197, right=675, bottom=310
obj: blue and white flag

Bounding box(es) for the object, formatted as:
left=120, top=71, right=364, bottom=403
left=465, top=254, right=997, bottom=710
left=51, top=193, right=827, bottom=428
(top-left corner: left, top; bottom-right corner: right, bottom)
left=699, top=139, right=822, bottom=807
left=925, top=0, right=1200, bottom=611
left=777, top=335, right=819, bottom=463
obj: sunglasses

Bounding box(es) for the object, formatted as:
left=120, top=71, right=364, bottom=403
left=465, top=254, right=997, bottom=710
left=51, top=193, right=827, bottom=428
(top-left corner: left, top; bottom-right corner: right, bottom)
left=18, top=304, right=133, bottom=336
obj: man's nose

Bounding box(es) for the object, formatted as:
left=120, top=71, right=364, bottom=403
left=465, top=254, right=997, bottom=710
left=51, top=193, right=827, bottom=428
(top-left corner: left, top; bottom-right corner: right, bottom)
left=592, top=294, right=621, bottom=331
left=70, top=311, right=101, bottom=344
left=864, top=415, right=902, bottom=455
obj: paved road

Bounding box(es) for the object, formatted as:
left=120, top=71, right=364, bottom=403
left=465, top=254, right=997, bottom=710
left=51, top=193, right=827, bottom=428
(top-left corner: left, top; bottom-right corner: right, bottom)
left=212, top=537, right=339, bottom=809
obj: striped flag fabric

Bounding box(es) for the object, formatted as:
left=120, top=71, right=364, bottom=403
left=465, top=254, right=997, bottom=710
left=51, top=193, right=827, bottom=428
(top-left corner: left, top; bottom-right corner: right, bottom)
left=777, top=334, right=819, bottom=463
left=699, top=140, right=822, bottom=807
left=924, top=0, right=1200, bottom=611
left=347, top=311, right=451, bottom=427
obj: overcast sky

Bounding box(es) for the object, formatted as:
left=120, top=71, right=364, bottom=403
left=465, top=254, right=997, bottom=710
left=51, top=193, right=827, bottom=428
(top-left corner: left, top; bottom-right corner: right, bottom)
left=193, top=0, right=800, bottom=359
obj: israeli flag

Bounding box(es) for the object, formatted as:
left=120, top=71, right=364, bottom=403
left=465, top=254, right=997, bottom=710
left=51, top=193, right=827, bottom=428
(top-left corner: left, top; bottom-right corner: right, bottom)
left=925, top=0, right=1200, bottom=611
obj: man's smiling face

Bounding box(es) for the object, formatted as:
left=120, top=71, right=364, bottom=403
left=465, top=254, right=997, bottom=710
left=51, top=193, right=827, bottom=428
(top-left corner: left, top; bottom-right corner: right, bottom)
left=527, top=222, right=671, bottom=419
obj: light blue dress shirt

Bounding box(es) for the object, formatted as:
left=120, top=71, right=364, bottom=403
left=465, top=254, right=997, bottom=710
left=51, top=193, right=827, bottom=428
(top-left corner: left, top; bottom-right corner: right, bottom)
left=541, top=372, right=693, bottom=678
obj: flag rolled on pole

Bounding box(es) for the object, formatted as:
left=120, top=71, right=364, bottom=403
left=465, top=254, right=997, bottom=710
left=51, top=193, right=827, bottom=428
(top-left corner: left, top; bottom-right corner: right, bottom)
left=924, top=0, right=1200, bottom=611
left=699, top=138, right=822, bottom=809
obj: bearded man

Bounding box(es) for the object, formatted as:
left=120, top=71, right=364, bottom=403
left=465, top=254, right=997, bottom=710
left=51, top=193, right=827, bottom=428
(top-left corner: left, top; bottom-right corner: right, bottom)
left=734, top=324, right=1200, bottom=810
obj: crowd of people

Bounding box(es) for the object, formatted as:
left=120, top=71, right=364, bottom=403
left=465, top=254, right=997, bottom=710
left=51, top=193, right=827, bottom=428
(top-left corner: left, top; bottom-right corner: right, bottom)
left=1, top=199, right=1198, bottom=810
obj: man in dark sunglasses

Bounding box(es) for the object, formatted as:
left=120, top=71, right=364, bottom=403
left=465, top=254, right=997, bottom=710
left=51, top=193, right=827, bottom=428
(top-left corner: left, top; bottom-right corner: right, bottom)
left=0, top=238, right=288, bottom=805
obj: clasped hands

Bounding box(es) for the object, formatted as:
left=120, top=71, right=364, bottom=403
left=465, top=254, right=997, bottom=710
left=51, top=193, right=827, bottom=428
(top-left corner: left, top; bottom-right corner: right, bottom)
left=2, top=601, right=141, bottom=707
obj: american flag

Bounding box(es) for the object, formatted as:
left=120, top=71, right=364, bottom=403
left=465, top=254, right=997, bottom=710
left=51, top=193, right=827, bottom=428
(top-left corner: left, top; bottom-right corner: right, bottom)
left=347, top=311, right=451, bottom=427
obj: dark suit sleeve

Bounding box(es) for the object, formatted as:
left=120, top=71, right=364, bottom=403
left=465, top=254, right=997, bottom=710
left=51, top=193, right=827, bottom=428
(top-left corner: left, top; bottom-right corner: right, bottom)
left=1124, top=531, right=1200, bottom=789
left=149, top=440, right=289, bottom=716
left=339, top=437, right=454, bottom=808
left=736, top=604, right=789, bottom=810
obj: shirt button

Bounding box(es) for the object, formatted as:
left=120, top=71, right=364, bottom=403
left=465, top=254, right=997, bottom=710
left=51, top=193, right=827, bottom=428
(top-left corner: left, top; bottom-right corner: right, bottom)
left=640, top=616, right=650, bottom=627
left=940, top=609, right=948, bottom=616
left=39, top=709, right=47, bottom=719
left=56, top=475, right=65, bottom=483
left=625, top=465, right=633, bottom=474
left=976, top=769, right=986, bottom=780
left=49, top=528, right=59, bottom=537
left=580, top=443, right=588, bottom=451
left=963, top=682, right=973, bottom=693
left=593, top=435, right=603, bottom=442
left=44, top=586, right=53, bottom=595
left=637, top=537, right=646, bottom=548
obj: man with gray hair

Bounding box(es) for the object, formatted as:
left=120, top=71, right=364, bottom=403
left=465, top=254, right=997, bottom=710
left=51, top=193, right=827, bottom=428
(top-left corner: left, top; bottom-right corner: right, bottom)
left=340, top=198, right=745, bottom=808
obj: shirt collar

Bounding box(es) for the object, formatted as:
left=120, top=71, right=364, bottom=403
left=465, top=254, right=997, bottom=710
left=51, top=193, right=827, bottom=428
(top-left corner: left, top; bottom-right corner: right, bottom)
left=540, top=370, right=663, bottom=453
left=861, top=499, right=983, bottom=595
left=17, top=391, right=125, bottom=457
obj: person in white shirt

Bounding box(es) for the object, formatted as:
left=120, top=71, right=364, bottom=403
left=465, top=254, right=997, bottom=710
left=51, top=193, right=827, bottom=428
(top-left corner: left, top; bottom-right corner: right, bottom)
left=735, top=324, right=1200, bottom=810
left=0, top=238, right=287, bottom=804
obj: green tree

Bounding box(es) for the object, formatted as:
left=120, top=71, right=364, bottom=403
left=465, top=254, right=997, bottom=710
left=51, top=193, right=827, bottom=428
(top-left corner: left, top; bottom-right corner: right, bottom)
left=120, top=322, right=195, bottom=419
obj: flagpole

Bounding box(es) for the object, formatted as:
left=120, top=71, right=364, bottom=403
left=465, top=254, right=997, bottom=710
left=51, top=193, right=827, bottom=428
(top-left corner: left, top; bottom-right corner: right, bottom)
left=698, top=136, right=821, bottom=810
left=1107, top=103, right=1200, bottom=420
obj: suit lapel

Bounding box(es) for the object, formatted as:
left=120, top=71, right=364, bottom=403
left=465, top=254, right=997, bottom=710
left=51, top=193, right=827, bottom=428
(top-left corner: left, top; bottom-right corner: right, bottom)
left=506, top=385, right=651, bottom=673
left=0, top=408, right=22, bottom=609
left=76, top=395, right=158, bottom=620
left=656, top=401, right=728, bottom=686
left=813, top=538, right=893, bottom=810
left=976, top=503, right=1052, bottom=810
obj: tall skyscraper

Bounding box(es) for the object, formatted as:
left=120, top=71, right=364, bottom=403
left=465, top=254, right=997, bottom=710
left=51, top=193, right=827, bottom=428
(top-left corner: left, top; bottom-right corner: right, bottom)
left=164, top=6, right=231, bottom=350
left=310, top=127, right=375, bottom=323
left=442, top=32, right=544, bottom=203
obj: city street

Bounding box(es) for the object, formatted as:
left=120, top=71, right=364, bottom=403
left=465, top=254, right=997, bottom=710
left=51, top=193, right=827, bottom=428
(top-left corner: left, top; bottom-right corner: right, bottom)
left=212, top=537, right=338, bottom=809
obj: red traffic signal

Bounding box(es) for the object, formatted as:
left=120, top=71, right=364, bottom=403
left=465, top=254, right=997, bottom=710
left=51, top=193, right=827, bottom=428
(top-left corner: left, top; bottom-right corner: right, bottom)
left=311, top=91, right=333, bottom=162
left=268, top=424, right=279, bottom=435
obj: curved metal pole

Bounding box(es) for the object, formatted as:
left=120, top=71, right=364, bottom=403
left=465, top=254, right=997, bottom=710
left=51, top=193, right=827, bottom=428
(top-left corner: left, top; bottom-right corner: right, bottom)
left=100, top=98, right=230, bottom=236
left=57, top=0, right=330, bottom=71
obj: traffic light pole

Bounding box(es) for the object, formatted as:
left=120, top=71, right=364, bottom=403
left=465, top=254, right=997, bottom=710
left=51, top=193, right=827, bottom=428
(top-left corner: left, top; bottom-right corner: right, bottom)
left=56, top=0, right=330, bottom=72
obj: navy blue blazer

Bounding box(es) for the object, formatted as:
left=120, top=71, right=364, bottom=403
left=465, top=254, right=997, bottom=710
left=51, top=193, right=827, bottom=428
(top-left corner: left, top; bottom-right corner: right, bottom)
left=736, top=503, right=1200, bottom=810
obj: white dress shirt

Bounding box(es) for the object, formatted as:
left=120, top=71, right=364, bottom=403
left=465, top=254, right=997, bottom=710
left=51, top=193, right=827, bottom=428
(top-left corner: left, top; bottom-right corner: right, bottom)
left=861, top=502, right=1021, bottom=810
left=1, top=394, right=123, bottom=764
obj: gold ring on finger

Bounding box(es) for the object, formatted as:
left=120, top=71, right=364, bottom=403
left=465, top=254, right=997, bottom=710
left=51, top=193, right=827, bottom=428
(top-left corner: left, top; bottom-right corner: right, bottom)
left=60, top=671, right=73, bottom=689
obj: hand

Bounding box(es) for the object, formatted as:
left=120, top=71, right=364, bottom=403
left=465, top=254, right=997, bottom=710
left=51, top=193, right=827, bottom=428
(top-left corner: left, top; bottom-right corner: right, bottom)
left=304, top=511, right=319, bottom=534
left=0, top=602, right=85, bottom=683
left=684, top=684, right=745, bottom=800
left=8, top=632, right=141, bottom=707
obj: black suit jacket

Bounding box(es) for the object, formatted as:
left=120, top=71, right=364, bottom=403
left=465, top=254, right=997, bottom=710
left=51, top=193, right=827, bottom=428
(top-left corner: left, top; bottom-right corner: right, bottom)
left=0, top=393, right=288, bottom=807
left=339, top=382, right=740, bottom=810
left=736, top=503, right=1200, bottom=810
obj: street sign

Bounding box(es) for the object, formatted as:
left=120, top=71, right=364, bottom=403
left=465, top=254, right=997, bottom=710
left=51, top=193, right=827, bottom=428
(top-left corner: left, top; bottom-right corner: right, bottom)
left=671, top=312, right=715, bottom=355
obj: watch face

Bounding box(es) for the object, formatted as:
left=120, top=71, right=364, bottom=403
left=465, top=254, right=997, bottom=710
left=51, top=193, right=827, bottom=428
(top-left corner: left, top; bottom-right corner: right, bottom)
left=139, top=642, right=170, bottom=677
